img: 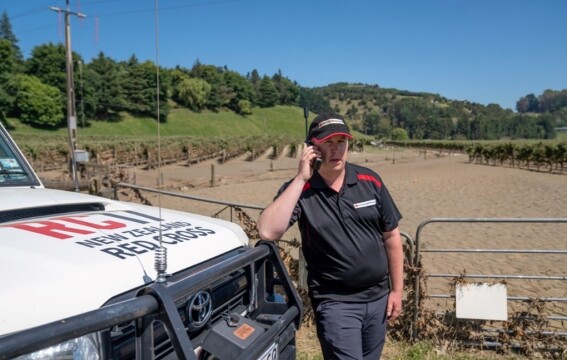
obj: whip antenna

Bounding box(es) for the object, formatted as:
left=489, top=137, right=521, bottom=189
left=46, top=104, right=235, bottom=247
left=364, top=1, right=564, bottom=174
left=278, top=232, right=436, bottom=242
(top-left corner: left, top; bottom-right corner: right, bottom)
left=153, top=0, right=167, bottom=283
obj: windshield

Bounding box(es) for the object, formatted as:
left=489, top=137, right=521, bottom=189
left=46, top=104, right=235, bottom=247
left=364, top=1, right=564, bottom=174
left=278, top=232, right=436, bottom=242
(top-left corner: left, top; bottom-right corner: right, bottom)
left=0, top=125, right=42, bottom=188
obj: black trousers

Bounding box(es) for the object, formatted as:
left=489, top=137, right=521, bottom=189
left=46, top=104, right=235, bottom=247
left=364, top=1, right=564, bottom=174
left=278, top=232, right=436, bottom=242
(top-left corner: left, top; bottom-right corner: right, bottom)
left=313, top=294, right=389, bottom=360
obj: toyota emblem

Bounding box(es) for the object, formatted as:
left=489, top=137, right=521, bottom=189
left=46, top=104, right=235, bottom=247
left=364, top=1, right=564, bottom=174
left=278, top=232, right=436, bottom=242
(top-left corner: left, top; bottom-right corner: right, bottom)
left=186, top=291, right=213, bottom=330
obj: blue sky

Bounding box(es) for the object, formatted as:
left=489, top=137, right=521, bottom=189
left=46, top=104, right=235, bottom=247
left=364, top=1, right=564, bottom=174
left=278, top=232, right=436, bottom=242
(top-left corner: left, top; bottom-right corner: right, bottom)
left=3, top=0, right=566, bottom=110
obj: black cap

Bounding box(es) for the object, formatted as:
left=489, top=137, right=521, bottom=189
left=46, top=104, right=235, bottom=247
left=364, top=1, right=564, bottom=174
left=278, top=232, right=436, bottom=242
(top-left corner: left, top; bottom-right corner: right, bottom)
left=308, top=112, right=353, bottom=143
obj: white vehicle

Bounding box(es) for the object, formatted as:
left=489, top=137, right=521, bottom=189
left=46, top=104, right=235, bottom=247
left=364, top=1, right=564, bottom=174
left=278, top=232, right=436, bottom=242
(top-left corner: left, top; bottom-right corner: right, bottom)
left=0, top=122, right=302, bottom=360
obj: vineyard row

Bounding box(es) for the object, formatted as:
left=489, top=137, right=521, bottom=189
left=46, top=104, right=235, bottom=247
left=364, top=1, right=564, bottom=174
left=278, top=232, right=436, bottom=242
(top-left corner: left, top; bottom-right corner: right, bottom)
left=387, top=140, right=567, bottom=174
left=15, top=135, right=301, bottom=173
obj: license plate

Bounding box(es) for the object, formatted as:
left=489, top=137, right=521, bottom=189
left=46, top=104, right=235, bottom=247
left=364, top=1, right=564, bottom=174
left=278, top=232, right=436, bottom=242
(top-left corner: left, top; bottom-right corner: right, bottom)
left=257, top=341, right=278, bottom=360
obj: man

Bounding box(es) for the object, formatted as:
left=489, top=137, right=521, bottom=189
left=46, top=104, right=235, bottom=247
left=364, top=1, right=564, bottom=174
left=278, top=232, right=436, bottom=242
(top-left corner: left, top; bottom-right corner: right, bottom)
left=258, top=112, right=403, bottom=360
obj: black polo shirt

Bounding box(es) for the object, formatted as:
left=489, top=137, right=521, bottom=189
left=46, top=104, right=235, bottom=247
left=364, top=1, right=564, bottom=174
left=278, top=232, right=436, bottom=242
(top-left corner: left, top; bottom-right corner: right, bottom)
left=276, top=162, right=402, bottom=302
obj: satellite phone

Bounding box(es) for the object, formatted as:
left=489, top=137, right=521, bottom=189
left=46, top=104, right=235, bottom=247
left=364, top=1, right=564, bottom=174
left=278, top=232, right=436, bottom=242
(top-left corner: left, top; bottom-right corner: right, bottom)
left=304, top=107, right=322, bottom=171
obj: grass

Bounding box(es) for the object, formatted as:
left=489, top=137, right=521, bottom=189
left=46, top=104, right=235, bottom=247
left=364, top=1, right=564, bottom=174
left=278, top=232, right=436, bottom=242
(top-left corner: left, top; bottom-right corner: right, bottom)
left=381, top=341, right=529, bottom=360
left=295, top=326, right=534, bottom=360
left=556, top=131, right=567, bottom=140
left=5, top=106, right=308, bottom=138
left=297, top=340, right=531, bottom=360
left=9, top=105, right=562, bottom=145
left=5, top=105, right=371, bottom=141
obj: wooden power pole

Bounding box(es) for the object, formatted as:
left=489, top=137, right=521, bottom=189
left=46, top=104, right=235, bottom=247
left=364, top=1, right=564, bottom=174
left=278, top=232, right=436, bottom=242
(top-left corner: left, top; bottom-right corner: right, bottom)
left=50, top=1, right=86, bottom=192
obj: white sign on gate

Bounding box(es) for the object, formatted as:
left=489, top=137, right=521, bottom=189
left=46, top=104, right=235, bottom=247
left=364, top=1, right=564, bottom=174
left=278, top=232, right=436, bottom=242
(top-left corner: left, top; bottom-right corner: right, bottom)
left=456, top=282, right=508, bottom=321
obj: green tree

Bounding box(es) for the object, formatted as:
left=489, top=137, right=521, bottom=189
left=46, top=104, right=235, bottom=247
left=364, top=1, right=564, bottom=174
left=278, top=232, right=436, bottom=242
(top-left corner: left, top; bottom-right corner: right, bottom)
left=454, top=116, right=470, bottom=140
left=0, top=39, right=16, bottom=118
left=538, top=113, right=556, bottom=139
left=87, top=52, right=126, bottom=119
left=191, top=62, right=224, bottom=110
left=345, top=104, right=359, bottom=122
left=298, top=87, right=332, bottom=114
left=73, top=59, right=91, bottom=126
left=430, top=108, right=454, bottom=139
left=362, top=110, right=380, bottom=135
left=25, top=43, right=68, bottom=95
left=174, top=75, right=211, bottom=111
left=223, top=70, right=255, bottom=112
left=516, top=93, right=540, bottom=113
left=526, top=95, right=540, bottom=112
left=539, top=89, right=560, bottom=113
left=120, top=56, right=147, bottom=114
left=272, top=69, right=300, bottom=106
left=25, top=43, right=86, bottom=123
left=0, top=11, right=24, bottom=69
left=0, top=39, right=16, bottom=76
left=6, top=74, right=63, bottom=127
left=375, top=117, right=392, bottom=138
left=122, top=59, right=168, bottom=121
left=391, top=127, right=409, bottom=140
left=555, top=108, right=567, bottom=127
left=248, top=68, right=261, bottom=104
left=257, top=76, right=278, bottom=108
left=390, top=98, right=433, bottom=139
left=237, top=99, right=252, bottom=115
left=0, top=82, right=11, bottom=126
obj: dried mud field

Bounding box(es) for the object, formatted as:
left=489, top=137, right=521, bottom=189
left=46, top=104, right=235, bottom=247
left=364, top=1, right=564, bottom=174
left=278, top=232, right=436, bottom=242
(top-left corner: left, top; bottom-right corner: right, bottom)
left=39, top=147, right=567, bottom=358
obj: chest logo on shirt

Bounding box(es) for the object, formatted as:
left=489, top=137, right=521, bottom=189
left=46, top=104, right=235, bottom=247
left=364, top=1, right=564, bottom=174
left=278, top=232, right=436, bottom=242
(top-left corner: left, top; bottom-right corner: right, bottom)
left=353, top=199, right=376, bottom=209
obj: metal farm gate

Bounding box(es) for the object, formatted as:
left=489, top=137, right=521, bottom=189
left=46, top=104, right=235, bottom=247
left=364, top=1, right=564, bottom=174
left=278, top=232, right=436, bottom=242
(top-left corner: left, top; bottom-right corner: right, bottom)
left=409, top=218, right=567, bottom=356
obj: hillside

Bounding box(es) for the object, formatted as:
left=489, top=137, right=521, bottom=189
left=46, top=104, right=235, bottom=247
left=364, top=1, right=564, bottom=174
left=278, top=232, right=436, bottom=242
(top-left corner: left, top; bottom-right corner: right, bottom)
left=304, top=83, right=566, bottom=140
left=4, top=82, right=566, bottom=143
left=6, top=105, right=371, bottom=176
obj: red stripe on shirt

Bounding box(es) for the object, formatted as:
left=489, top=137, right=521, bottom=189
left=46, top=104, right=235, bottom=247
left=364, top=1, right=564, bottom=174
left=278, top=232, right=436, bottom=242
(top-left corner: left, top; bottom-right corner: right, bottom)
left=302, top=182, right=312, bottom=192
left=357, top=174, right=382, bottom=188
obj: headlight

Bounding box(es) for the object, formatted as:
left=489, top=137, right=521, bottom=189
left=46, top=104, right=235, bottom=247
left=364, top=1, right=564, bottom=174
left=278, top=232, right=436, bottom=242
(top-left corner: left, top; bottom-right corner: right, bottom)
left=15, top=333, right=102, bottom=360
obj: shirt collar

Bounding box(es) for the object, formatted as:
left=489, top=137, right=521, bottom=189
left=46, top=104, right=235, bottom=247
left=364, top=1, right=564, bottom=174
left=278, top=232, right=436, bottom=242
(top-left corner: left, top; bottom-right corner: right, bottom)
left=309, top=170, right=327, bottom=189
left=309, top=163, right=357, bottom=189
left=344, top=162, right=358, bottom=186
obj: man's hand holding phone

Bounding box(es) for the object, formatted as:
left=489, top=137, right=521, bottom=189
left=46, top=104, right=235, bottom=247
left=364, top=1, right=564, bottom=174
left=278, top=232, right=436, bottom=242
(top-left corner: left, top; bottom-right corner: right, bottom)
left=305, top=139, right=322, bottom=171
